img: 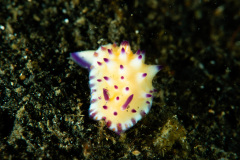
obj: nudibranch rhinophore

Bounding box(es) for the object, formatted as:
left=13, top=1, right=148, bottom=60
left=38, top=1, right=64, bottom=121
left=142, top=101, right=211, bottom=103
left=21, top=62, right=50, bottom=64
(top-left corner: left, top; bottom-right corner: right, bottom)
left=70, top=41, right=162, bottom=134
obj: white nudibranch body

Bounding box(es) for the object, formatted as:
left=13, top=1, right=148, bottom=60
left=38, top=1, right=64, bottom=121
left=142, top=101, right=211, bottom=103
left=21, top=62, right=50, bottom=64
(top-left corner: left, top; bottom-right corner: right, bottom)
left=71, top=41, right=162, bottom=134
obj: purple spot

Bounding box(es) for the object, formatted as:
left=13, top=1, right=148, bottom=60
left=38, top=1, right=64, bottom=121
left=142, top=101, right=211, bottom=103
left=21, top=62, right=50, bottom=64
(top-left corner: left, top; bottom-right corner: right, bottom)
left=157, top=65, right=163, bottom=71
left=70, top=52, right=91, bottom=69
left=136, top=50, right=141, bottom=55
left=140, top=110, right=146, bottom=117
left=104, top=76, right=109, bottom=81
left=103, top=105, right=108, bottom=109
left=91, top=99, right=97, bottom=103
left=97, top=61, right=102, bottom=66
left=125, top=87, right=129, bottom=91
left=121, top=76, right=124, bottom=80
left=146, top=94, right=152, bottom=98
left=90, top=84, right=95, bottom=88
left=101, top=46, right=106, bottom=50
left=89, top=66, right=94, bottom=70
left=121, top=41, right=129, bottom=46
left=103, top=89, right=109, bottom=101
left=138, top=55, right=142, bottom=60
left=94, top=52, right=98, bottom=57
left=131, top=118, right=136, bottom=125
left=91, top=89, right=97, bottom=93
left=89, top=76, right=95, bottom=79
left=121, top=48, right=125, bottom=54
left=149, top=90, right=153, bottom=93
left=121, top=94, right=134, bottom=110
left=113, top=112, right=118, bottom=116
left=120, top=65, right=124, bottom=69
left=146, top=101, right=150, bottom=104
left=89, top=112, right=97, bottom=119
left=116, top=96, right=119, bottom=100
left=97, top=79, right=102, bottom=82
left=103, top=58, right=109, bottom=63
left=106, top=120, right=112, bottom=128
left=153, top=89, right=158, bottom=92
left=142, top=73, right=147, bottom=77
left=131, top=109, right=137, bottom=113
left=108, top=49, right=113, bottom=54
left=117, top=123, right=122, bottom=133
left=114, top=85, right=118, bottom=89
left=102, top=116, right=106, bottom=120
left=98, top=96, right=101, bottom=100
left=113, top=43, right=117, bottom=47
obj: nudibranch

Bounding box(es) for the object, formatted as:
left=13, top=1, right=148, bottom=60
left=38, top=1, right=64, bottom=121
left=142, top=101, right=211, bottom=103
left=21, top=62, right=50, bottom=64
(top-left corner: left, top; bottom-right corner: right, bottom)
left=70, top=41, right=162, bottom=134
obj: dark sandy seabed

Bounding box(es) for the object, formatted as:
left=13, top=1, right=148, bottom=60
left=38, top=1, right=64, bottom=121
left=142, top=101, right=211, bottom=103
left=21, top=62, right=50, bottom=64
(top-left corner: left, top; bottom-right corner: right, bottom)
left=0, top=0, right=240, bottom=159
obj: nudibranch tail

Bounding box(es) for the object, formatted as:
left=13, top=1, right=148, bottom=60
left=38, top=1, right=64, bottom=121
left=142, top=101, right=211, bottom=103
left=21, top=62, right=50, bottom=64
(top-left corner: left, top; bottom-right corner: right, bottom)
left=71, top=41, right=162, bottom=134
left=70, top=50, right=95, bottom=69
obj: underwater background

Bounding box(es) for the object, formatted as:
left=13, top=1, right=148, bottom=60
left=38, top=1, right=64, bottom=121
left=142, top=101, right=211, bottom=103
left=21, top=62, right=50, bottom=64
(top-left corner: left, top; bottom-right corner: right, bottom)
left=1, top=0, right=239, bottom=159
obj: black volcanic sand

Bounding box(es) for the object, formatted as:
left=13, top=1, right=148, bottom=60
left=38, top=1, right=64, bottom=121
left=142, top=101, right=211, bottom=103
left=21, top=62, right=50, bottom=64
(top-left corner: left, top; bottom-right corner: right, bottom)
left=1, top=0, right=240, bottom=159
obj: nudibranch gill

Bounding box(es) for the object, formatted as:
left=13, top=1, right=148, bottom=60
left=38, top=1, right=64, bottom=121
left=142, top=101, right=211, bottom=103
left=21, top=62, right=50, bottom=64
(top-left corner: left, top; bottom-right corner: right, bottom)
left=70, top=41, right=162, bottom=134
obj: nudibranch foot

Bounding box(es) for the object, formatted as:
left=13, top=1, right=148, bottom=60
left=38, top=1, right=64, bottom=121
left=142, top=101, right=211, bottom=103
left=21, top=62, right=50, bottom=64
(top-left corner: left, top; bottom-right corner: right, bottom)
left=70, top=41, right=162, bottom=134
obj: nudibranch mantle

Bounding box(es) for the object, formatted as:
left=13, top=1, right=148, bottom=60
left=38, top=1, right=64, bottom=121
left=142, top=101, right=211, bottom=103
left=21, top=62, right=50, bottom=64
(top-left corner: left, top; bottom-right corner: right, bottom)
left=71, top=41, right=162, bottom=134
